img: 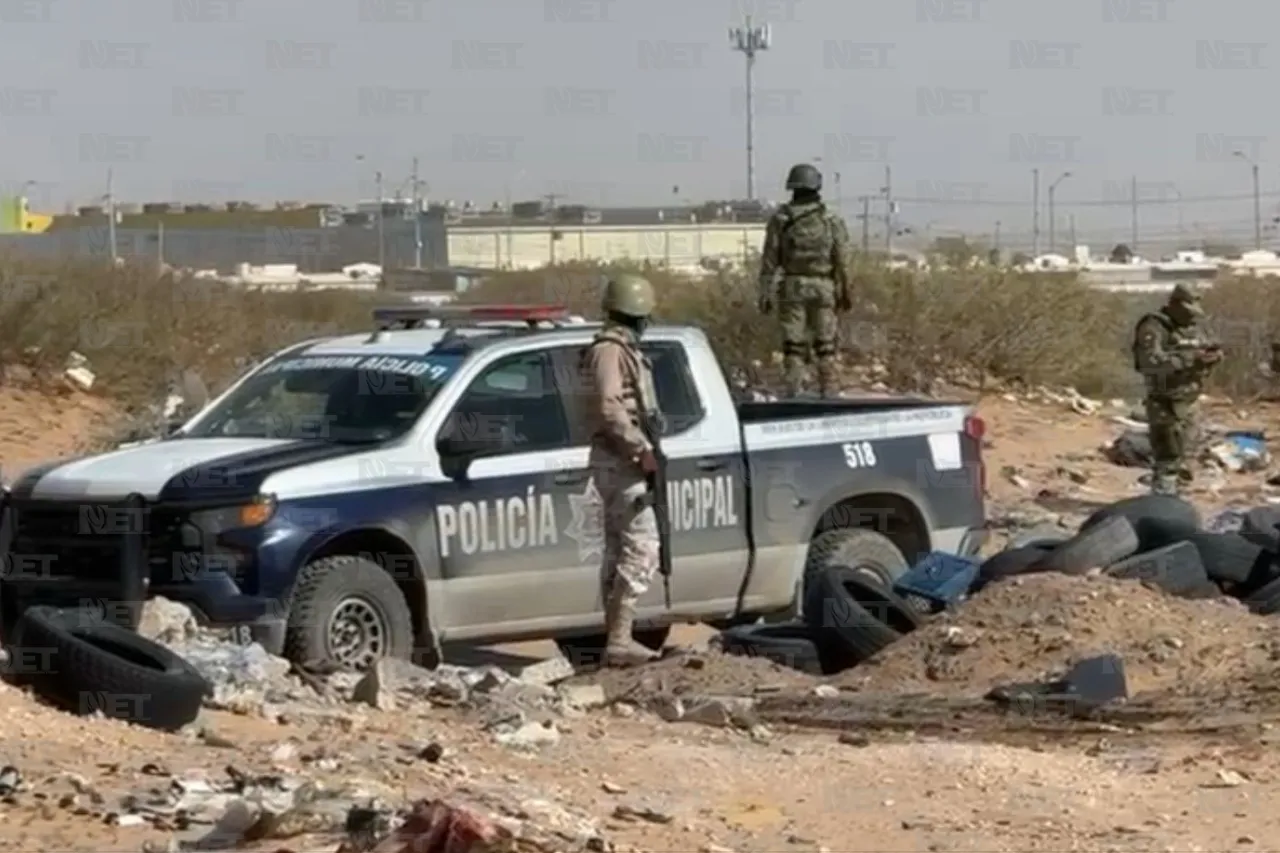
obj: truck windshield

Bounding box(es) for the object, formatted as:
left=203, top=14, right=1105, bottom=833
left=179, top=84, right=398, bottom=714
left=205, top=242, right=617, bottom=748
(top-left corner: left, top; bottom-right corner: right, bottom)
left=182, top=353, right=465, bottom=443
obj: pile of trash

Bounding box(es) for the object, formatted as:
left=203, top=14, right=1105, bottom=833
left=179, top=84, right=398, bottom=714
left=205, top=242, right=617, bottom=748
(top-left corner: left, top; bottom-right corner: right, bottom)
left=714, top=494, right=1280, bottom=682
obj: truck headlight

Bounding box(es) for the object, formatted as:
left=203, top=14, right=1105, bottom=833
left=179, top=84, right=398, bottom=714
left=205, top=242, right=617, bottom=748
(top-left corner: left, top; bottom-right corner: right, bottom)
left=190, top=494, right=276, bottom=535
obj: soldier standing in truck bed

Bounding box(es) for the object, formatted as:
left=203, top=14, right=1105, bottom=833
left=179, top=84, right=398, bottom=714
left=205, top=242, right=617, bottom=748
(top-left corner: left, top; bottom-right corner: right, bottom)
left=757, top=163, right=854, bottom=398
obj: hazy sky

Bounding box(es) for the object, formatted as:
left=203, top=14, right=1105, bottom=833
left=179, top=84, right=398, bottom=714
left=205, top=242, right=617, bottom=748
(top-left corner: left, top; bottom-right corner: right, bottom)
left=4, top=0, right=1278, bottom=246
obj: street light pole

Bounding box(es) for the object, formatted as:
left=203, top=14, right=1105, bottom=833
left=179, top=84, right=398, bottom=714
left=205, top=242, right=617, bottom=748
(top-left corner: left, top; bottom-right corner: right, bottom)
left=1047, top=171, right=1072, bottom=254
left=729, top=17, right=771, bottom=201
left=375, top=170, right=385, bottom=270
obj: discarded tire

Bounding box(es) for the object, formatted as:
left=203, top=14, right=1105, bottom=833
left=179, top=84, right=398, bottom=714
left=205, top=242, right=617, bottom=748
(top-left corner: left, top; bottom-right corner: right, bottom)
left=718, top=622, right=828, bottom=675
left=1244, top=575, right=1280, bottom=615
left=11, top=607, right=209, bottom=732
left=1183, top=532, right=1272, bottom=587
left=1104, top=540, right=1211, bottom=597
left=971, top=544, right=1057, bottom=593
left=1241, top=507, right=1280, bottom=553
left=804, top=567, right=922, bottom=670
left=1081, top=495, right=1200, bottom=552
left=1030, top=515, right=1140, bottom=575
left=1009, top=525, right=1071, bottom=550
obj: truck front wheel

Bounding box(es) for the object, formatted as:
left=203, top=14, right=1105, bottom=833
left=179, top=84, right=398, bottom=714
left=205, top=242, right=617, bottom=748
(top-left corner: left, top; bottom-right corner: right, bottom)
left=284, top=555, right=415, bottom=672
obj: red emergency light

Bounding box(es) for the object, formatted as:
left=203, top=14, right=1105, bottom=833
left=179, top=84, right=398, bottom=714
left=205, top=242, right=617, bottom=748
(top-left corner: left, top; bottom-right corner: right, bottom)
left=371, top=303, right=573, bottom=331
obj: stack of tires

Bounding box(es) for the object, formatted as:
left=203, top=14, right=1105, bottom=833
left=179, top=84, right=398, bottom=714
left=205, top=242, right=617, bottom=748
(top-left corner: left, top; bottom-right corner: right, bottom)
left=718, top=529, right=927, bottom=675
left=974, top=495, right=1280, bottom=606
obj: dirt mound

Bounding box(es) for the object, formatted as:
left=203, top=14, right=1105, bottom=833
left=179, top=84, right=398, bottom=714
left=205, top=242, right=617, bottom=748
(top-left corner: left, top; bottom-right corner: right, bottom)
left=840, top=574, right=1274, bottom=696
left=582, top=649, right=816, bottom=701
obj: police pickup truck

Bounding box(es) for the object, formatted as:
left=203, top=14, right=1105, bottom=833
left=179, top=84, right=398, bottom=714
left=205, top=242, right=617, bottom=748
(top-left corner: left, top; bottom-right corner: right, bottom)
left=0, top=305, right=986, bottom=670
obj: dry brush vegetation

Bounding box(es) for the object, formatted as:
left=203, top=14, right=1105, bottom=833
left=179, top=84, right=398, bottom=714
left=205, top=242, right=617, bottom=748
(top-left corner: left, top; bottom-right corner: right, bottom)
left=1, top=255, right=1278, bottom=419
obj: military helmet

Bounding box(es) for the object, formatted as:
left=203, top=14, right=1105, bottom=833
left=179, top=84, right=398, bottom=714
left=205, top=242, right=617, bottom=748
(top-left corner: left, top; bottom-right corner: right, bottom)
left=785, top=163, right=822, bottom=192
left=1169, top=282, right=1205, bottom=317
left=602, top=273, right=655, bottom=318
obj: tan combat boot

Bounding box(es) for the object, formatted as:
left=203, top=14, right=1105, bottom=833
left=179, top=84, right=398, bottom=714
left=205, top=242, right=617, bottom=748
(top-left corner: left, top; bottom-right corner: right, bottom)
left=603, top=585, right=658, bottom=668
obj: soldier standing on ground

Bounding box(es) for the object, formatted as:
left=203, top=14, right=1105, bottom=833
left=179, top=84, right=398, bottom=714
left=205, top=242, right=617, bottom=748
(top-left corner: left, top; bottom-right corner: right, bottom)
left=1132, top=283, right=1223, bottom=494
left=579, top=274, right=663, bottom=667
left=757, top=163, right=854, bottom=397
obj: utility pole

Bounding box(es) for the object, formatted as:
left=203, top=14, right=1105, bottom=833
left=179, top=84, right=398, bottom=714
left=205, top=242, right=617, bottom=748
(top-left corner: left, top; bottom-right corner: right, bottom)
left=993, top=220, right=1001, bottom=255
left=885, top=174, right=894, bottom=256
left=1031, top=168, right=1040, bottom=256
left=105, top=168, right=118, bottom=265
left=1130, top=175, right=1139, bottom=252
left=411, top=156, right=423, bottom=268
left=729, top=17, right=771, bottom=201
left=857, top=195, right=872, bottom=252
left=1047, top=171, right=1072, bottom=254
left=1252, top=162, right=1262, bottom=249
left=375, top=169, right=385, bottom=271
left=1069, top=214, right=1077, bottom=249
left=156, top=221, right=164, bottom=273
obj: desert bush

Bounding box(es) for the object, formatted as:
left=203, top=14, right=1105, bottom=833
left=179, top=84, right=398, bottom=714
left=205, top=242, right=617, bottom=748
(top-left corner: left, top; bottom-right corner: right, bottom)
left=4, top=256, right=1280, bottom=416
left=0, top=256, right=372, bottom=411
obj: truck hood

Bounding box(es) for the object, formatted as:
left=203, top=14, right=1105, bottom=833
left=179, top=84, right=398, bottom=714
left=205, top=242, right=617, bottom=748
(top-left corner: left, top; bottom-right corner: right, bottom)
left=12, top=438, right=372, bottom=502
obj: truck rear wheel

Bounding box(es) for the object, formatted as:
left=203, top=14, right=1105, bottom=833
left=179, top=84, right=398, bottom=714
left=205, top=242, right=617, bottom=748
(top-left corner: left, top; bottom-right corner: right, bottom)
left=803, top=528, right=910, bottom=599
left=284, top=555, right=414, bottom=672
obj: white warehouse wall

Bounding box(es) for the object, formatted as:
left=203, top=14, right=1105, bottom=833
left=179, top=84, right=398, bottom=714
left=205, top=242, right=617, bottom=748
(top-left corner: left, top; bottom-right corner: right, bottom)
left=447, top=223, right=767, bottom=270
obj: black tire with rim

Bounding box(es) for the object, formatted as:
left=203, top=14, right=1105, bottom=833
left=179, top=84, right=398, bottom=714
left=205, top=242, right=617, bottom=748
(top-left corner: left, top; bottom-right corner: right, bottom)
left=284, top=555, right=414, bottom=671
left=802, top=527, right=913, bottom=610
left=10, top=606, right=209, bottom=732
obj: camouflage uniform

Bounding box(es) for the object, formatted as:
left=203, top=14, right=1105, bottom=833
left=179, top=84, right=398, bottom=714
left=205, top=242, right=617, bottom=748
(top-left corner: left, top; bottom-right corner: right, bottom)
left=1132, top=283, right=1221, bottom=495
left=758, top=163, right=853, bottom=397
left=579, top=274, right=662, bottom=666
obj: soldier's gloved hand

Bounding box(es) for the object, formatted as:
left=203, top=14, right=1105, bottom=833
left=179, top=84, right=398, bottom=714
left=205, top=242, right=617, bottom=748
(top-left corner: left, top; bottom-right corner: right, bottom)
left=637, top=449, right=658, bottom=474
left=757, top=293, right=773, bottom=314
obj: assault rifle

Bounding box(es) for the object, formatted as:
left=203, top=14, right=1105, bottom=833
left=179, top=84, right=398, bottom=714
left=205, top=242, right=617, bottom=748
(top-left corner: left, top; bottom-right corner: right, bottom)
left=638, top=410, right=672, bottom=608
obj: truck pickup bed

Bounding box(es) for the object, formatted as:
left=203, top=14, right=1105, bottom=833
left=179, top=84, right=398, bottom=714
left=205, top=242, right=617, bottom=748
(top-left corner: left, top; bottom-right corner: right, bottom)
left=0, top=308, right=986, bottom=669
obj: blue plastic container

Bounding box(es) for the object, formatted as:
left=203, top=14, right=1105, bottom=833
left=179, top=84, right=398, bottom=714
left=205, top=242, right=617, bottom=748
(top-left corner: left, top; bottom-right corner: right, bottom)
left=893, top=551, right=980, bottom=608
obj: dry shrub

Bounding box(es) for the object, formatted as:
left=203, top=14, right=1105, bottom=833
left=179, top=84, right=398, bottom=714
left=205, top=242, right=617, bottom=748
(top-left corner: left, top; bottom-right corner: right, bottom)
left=0, top=256, right=372, bottom=411
left=6, top=256, right=1280, bottom=415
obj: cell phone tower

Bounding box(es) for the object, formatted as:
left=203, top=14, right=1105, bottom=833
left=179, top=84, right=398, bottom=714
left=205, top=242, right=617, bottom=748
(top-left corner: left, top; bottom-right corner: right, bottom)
left=729, top=16, right=771, bottom=201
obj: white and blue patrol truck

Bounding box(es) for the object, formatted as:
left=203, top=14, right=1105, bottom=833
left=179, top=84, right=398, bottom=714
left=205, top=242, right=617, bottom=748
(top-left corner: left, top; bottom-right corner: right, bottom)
left=0, top=305, right=987, bottom=670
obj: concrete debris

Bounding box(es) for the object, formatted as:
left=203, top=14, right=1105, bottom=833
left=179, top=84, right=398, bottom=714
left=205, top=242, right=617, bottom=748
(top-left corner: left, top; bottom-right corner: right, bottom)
left=165, top=637, right=297, bottom=713
left=64, top=351, right=94, bottom=391
left=136, top=597, right=200, bottom=645
left=346, top=659, right=556, bottom=715
left=647, top=695, right=759, bottom=729
left=494, top=720, right=561, bottom=751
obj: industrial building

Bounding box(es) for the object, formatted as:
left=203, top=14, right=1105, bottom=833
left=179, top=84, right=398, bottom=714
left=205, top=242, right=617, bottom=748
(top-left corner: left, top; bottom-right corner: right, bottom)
left=443, top=199, right=771, bottom=271
left=0, top=195, right=771, bottom=273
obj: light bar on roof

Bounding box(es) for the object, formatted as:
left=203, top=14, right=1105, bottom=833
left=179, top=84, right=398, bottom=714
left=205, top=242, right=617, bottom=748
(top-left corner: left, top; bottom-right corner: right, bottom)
left=371, top=303, right=573, bottom=330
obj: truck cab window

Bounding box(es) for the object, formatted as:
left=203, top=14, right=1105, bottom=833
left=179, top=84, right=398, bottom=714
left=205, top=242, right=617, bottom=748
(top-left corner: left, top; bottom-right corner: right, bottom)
left=440, top=351, right=571, bottom=455
left=644, top=343, right=706, bottom=435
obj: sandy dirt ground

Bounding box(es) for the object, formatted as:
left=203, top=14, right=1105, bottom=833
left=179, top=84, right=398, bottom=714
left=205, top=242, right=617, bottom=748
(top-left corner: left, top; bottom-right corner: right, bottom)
left=4, top=386, right=1280, bottom=851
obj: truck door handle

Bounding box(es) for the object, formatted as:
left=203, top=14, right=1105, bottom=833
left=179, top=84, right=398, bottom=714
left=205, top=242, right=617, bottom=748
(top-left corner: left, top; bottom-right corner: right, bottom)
left=554, top=471, right=589, bottom=485
left=695, top=457, right=726, bottom=472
